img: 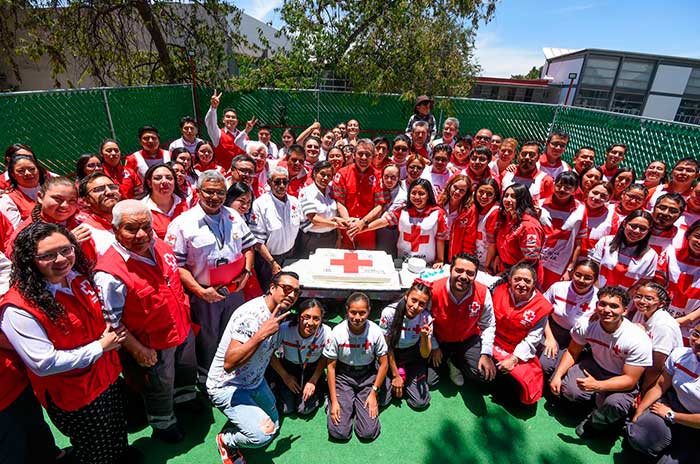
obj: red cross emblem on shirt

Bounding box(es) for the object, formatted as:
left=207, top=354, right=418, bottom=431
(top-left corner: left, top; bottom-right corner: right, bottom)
left=330, top=252, right=373, bottom=273
left=580, top=302, right=590, bottom=313
left=403, top=224, right=430, bottom=252
left=613, top=344, right=622, bottom=355
left=410, top=325, right=422, bottom=335
left=364, top=340, right=373, bottom=350
left=291, top=204, right=297, bottom=211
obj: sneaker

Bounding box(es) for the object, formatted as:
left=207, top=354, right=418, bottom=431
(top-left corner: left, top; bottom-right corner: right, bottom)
left=447, top=359, right=465, bottom=387
left=152, top=422, right=185, bottom=443
left=216, top=434, right=246, bottom=464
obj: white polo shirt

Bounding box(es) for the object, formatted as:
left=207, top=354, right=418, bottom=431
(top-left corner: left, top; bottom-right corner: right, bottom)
left=249, top=192, right=301, bottom=255
left=299, top=182, right=338, bottom=234
left=631, top=309, right=683, bottom=356
left=543, top=281, right=597, bottom=331
left=572, top=317, right=653, bottom=375
left=323, top=320, right=388, bottom=367
left=665, top=347, right=700, bottom=413
left=379, top=301, right=437, bottom=350
left=166, top=204, right=256, bottom=286
left=276, top=321, right=332, bottom=365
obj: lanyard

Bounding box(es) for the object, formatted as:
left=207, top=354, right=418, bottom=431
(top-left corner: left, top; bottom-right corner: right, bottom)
left=202, top=213, right=225, bottom=250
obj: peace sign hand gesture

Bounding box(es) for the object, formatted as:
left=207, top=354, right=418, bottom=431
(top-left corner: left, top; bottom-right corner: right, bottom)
left=211, top=89, right=222, bottom=109
left=256, top=304, right=290, bottom=339
left=245, top=116, right=258, bottom=133
left=420, top=315, right=433, bottom=337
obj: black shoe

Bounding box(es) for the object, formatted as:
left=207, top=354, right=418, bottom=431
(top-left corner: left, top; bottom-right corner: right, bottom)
left=174, top=398, right=206, bottom=414
left=152, top=423, right=185, bottom=443
left=575, top=416, right=597, bottom=438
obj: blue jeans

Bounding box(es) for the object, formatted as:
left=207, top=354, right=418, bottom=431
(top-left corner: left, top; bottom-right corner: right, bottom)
left=209, top=380, right=279, bottom=449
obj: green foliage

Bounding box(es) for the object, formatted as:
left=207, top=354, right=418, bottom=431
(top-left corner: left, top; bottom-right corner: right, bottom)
left=511, top=66, right=542, bottom=80
left=1, top=0, right=251, bottom=88
left=240, top=0, right=498, bottom=97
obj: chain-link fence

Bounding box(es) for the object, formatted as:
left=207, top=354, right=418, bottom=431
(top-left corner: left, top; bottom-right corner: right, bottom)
left=2, top=85, right=699, bottom=175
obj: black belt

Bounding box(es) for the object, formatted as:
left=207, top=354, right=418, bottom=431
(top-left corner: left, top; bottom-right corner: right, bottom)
left=304, top=230, right=336, bottom=239
left=336, top=362, right=374, bottom=374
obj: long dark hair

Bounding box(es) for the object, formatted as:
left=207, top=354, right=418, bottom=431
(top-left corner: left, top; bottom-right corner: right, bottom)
left=140, top=162, right=185, bottom=200
left=499, top=183, right=538, bottom=222
left=289, top=298, right=326, bottom=328
left=407, top=178, right=437, bottom=209
left=7, top=155, right=46, bottom=189
left=10, top=223, right=96, bottom=329
left=386, top=282, right=432, bottom=349
left=609, top=209, right=654, bottom=256
left=225, top=182, right=253, bottom=209
left=474, top=178, right=501, bottom=214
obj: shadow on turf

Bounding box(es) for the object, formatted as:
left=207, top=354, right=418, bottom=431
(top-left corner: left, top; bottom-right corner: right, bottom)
left=130, top=403, right=215, bottom=464
left=425, top=416, right=589, bottom=464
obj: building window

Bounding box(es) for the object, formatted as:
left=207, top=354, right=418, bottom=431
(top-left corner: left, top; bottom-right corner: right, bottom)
left=573, top=88, right=611, bottom=110
left=524, top=88, right=534, bottom=102
left=675, top=98, right=700, bottom=124
left=506, top=87, right=516, bottom=101
left=610, top=92, right=645, bottom=115
left=616, top=60, right=654, bottom=90
left=580, top=56, right=619, bottom=88
left=684, top=68, right=700, bottom=96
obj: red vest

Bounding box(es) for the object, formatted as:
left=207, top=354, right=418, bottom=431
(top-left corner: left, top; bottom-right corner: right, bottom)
left=94, top=239, right=190, bottom=351
left=492, top=284, right=552, bottom=353
left=214, top=128, right=245, bottom=170
left=448, top=205, right=477, bottom=260
left=431, top=277, right=490, bottom=343
left=0, top=347, right=29, bottom=411
left=103, top=163, right=142, bottom=200
left=7, top=189, right=36, bottom=222
left=6, top=214, right=98, bottom=262
left=149, top=199, right=189, bottom=240
left=0, top=276, right=121, bottom=411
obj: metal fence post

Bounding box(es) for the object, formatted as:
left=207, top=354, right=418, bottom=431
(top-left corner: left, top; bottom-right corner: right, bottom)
left=102, top=89, right=117, bottom=140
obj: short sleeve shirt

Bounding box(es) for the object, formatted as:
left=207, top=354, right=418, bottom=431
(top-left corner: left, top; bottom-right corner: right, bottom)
left=323, top=320, right=388, bottom=366
left=276, top=321, right=332, bottom=365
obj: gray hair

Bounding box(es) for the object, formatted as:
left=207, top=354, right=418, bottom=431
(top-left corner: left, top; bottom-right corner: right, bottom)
left=355, top=138, right=375, bottom=153
left=112, top=199, right=152, bottom=228
left=197, top=169, right=226, bottom=189
left=246, top=141, right=266, bottom=155
left=270, top=166, right=289, bottom=178
left=412, top=120, right=429, bottom=131
left=444, top=117, right=460, bottom=131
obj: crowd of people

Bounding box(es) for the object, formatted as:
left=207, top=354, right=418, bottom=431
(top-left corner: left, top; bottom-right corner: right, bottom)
left=0, top=92, right=699, bottom=464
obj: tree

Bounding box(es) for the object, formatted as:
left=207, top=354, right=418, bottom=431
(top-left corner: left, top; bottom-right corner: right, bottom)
left=238, top=0, right=497, bottom=97
left=0, top=0, right=252, bottom=88
left=511, top=66, right=542, bottom=80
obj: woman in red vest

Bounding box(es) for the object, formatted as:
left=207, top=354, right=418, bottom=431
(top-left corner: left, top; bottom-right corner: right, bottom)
left=100, top=139, right=142, bottom=200
left=139, top=163, right=189, bottom=239
left=491, top=263, right=553, bottom=405
left=0, top=154, right=46, bottom=228
left=0, top=222, right=127, bottom=463
left=5, top=176, right=97, bottom=262
left=438, top=174, right=476, bottom=261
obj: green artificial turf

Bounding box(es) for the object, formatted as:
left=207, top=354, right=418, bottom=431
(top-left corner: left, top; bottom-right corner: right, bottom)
left=47, top=303, right=641, bottom=463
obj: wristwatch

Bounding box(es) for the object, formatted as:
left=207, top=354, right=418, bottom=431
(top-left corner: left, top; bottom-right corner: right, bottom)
left=371, top=385, right=380, bottom=393
left=665, top=410, right=676, bottom=424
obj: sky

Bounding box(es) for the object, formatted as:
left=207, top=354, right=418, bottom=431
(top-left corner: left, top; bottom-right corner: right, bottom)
left=233, top=0, right=700, bottom=78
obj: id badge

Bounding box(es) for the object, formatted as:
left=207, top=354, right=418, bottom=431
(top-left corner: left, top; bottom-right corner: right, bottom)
left=215, top=257, right=229, bottom=268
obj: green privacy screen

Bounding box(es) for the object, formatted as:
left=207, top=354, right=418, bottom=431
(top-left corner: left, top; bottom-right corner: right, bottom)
left=1, top=85, right=698, bottom=175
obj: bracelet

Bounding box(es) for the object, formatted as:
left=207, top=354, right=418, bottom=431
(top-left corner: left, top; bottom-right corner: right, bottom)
left=244, top=269, right=252, bottom=275
left=371, top=385, right=379, bottom=393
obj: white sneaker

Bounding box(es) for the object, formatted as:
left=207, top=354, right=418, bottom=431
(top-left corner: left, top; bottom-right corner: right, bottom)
left=447, top=359, right=465, bottom=386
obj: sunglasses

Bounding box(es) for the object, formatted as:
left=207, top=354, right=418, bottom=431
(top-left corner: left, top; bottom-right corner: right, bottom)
left=273, top=178, right=290, bottom=186
left=277, top=283, right=301, bottom=295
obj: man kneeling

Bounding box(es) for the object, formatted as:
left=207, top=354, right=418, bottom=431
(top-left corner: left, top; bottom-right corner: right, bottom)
left=550, top=286, right=652, bottom=437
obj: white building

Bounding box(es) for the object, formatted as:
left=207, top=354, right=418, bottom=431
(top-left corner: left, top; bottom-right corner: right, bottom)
left=542, top=47, right=700, bottom=124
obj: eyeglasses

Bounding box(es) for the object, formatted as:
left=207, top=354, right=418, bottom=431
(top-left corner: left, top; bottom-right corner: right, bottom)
left=234, top=167, right=254, bottom=176
left=356, top=151, right=372, bottom=158
left=475, top=135, right=492, bottom=141
left=690, top=329, right=700, bottom=339
left=200, top=189, right=226, bottom=197
left=633, top=294, right=658, bottom=302
left=393, top=146, right=409, bottom=152
left=89, top=184, right=119, bottom=194
left=86, top=162, right=102, bottom=169
left=273, top=178, right=290, bottom=186
left=36, top=245, right=75, bottom=262
left=549, top=142, right=567, bottom=148
left=383, top=175, right=398, bottom=181
left=433, top=157, right=449, bottom=163
left=277, top=283, right=301, bottom=296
